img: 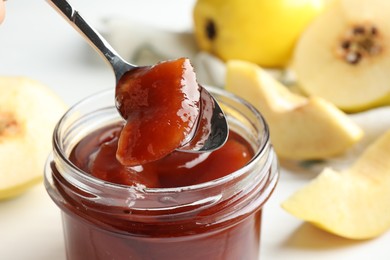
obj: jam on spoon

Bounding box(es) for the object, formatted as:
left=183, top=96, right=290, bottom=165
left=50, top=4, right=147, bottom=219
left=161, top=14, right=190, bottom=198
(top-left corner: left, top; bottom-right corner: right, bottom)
left=115, top=58, right=201, bottom=166
left=47, top=0, right=228, bottom=165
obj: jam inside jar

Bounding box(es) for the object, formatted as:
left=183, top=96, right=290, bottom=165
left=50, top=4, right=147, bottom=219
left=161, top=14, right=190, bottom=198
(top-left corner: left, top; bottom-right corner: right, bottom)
left=44, top=87, right=279, bottom=260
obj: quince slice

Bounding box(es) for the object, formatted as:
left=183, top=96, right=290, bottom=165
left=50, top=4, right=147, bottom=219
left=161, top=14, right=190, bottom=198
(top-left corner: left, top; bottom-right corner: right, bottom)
left=282, top=130, right=390, bottom=239
left=0, top=77, right=67, bottom=200
left=225, top=60, right=363, bottom=161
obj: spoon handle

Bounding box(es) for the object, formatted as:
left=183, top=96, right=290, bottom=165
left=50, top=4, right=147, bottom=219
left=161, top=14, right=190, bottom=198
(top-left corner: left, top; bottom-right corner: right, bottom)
left=47, top=0, right=134, bottom=80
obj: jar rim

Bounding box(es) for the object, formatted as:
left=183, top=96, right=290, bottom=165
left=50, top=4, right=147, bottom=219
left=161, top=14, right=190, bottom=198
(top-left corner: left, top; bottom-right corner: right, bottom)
left=52, top=86, right=271, bottom=194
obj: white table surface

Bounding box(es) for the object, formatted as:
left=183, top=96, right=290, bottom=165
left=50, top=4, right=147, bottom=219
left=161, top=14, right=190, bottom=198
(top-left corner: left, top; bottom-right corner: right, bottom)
left=1, top=1, right=389, bottom=259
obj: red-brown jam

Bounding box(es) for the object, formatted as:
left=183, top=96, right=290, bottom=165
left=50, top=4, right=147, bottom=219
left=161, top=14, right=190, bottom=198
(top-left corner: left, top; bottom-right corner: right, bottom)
left=70, top=123, right=253, bottom=188
left=115, top=58, right=201, bottom=166
left=54, top=123, right=262, bottom=260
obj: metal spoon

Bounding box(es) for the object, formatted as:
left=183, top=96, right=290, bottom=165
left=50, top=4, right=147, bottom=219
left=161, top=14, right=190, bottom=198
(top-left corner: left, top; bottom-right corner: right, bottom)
left=47, top=0, right=228, bottom=152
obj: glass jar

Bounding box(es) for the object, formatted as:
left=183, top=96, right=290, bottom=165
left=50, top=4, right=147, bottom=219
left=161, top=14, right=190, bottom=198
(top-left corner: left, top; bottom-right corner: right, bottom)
left=44, top=87, right=279, bottom=260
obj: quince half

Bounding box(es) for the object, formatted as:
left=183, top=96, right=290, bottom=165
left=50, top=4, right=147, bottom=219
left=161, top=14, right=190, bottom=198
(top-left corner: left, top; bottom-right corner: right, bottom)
left=225, top=60, right=363, bottom=161
left=193, top=0, right=324, bottom=67
left=293, top=0, right=390, bottom=112
left=282, top=129, right=390, bottom=239
left=0, top=0, right=4, bottom=24
left=0, top=77, right=66, bottom=200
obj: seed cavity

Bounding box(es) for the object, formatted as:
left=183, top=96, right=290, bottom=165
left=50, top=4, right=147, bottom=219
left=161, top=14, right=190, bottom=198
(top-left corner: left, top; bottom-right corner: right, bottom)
left=337, top=24, right=382, bottom=65
left=0, top=113, right=21, bottom=140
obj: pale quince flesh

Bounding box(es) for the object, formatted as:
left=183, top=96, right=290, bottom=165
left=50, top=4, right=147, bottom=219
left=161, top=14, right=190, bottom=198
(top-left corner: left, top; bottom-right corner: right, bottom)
left=293, top=0, right=390, bottom=112
left=282, top=129, right=390, bottom=239
left=0, top=77, right=67, bottom=200
left=225, top=60, right=363, bottom=161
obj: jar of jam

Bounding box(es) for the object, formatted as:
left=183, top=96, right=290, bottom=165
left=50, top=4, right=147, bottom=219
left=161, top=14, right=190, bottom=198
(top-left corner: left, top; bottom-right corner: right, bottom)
left=44, top=87, right=279, bottom=260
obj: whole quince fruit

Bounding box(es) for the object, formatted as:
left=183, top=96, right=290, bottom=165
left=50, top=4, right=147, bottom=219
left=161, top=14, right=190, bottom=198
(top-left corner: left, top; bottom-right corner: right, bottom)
left=193, top=0, right=324, bottom=67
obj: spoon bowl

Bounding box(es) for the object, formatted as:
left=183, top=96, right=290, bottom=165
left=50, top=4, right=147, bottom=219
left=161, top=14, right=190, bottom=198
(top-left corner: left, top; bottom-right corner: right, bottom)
left=47, top=0, right=228, bottom=153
